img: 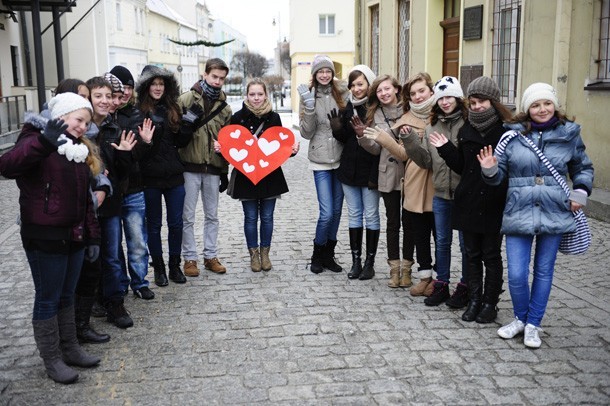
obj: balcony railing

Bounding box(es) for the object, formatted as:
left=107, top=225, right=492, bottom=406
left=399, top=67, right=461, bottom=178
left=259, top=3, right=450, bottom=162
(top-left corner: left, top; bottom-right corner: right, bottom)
left=0, top=96, right=27, bottom=134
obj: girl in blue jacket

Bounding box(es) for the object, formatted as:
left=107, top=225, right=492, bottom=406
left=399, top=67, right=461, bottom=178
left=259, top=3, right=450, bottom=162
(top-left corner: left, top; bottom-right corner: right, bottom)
left=478, top=82, right=594, bottom=348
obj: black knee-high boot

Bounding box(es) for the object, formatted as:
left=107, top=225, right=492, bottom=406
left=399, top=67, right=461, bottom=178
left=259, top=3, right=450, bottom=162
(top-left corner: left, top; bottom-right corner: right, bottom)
left=347, top=227, right=363, bottom=279
left=360, top=229, right=379, bottom=280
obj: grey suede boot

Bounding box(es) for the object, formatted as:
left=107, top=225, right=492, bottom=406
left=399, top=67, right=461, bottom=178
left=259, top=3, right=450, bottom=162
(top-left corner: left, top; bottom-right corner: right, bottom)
left=32, top=316, right=79, bottom=384
left=57, top=306, right=101, bottom=368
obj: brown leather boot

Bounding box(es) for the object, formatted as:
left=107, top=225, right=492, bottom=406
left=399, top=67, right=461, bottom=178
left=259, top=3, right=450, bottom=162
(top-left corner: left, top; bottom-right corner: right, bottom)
left=399, top=259, right=414, bottom=288
left=249, top=248, right=261, bottom=272
left=204, top=257, right=227, bottom=273
left=410, top=277, right=433, bottom=296
left=260, top=246, right=271, bottom=271
left=183, top=260, right=200, bottom=277
left=387, top=260, right=401, bottom=288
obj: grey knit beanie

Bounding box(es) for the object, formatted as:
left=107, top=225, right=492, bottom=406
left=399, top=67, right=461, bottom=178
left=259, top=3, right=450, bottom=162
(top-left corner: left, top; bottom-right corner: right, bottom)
left=467, top=76, right=500, bottom=102
left=311, top=54, right=335, bottom=76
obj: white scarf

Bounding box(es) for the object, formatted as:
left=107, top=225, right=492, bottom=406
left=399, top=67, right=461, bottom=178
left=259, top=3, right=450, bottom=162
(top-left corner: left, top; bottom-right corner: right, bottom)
left=409, top=97, right=435, bottom=120
left=57, top=135, right=89, bottom=163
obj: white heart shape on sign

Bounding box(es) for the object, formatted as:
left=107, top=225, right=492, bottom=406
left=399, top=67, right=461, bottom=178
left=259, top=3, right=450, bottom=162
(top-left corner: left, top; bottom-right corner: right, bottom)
left=243, top=162, right=255, bottom=173
left=230, top=130, right=241, bottom=139
left=258, top=138, right=280, bottom=156
left=259, top=159, right=269, bottom=168
left=279, top=132, right=289, bottom=140
left=245, top=139, right=254, bottom=146
left=229, top=148, right=248, bottom=162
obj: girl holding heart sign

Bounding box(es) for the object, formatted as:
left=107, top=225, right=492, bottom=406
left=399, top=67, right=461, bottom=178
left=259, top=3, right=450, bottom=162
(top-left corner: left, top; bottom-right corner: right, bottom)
left=227, top=78, right=299, bottom=272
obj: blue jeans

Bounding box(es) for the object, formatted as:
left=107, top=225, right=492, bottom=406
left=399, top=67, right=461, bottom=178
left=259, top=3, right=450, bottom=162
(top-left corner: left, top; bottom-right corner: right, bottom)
left=26, top=248, right=84, bottom=320
left=505, top=234, right=562, bottom=327
left=120, top=192, right=149, bottom=292
left=100, top=215, right=125, bottom=300
left=242, top=199, right=277, bottom=248
left=144, top=184, right=185, bottom=257
left=432, top=196, right=466, bottom=283
left=313, top=170, right=344, bottom=245
left=341, top=184, right=380, bottom=230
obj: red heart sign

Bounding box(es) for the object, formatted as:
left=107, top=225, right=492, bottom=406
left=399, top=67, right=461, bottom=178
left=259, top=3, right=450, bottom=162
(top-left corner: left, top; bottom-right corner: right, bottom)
left=218, top=124, right=295, bottom=185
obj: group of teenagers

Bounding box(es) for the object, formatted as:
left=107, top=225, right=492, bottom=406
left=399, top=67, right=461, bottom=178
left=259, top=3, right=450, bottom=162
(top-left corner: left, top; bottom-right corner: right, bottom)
left=0, top=51, right=594, bottom=384
left=297, top=55, right=593, bottom=351
left=0, top=57, right=301, bottom=384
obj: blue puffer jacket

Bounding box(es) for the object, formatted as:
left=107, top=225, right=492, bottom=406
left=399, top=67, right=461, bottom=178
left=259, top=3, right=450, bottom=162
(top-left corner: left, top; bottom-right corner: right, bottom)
left=485, top=120, right=593, bottom=236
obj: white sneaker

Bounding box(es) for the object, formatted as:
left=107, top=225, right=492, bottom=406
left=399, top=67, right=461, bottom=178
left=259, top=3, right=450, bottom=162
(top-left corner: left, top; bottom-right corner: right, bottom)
left=497, top=317, right=525, bottom=339
left=524, top=324, right=542, bottom=348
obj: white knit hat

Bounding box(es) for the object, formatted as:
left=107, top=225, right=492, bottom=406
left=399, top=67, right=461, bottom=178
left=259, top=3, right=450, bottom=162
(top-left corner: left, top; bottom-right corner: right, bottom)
left=520, top=82, right=559, bottom=113
left=350, top=65, right=376, bottom=86
left=433, top=76, right=464, bottom=103
left=48, top=92, right=93, bottom=120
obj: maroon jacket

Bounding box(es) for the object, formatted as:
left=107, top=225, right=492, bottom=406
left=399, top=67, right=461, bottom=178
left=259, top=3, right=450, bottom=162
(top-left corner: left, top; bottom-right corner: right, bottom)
left=0, top=116, right=100, bottom=245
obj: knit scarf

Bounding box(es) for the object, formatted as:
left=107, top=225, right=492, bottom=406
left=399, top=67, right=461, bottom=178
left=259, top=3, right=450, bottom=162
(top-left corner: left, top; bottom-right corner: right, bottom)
left=57, top=135, right=89, bottom=163
left=409, top=97, right=435, bottom=120
left=469, top=106, right=500, bottom=136
left=201, top=80, right=221, bottom=101
left=244, top=98, right=272, bottom=118
left=438, top=109, right=463, bottom=124
left=349, top=94, right=368, bottom=107
left=530, top=115, right=559, bottom=132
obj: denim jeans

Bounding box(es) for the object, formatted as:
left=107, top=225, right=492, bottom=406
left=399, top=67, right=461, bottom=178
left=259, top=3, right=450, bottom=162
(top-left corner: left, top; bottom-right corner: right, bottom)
left=505, top=234, right=562, bottom=327
left=120, top=191, right=149, bottom=292
left=26, top=247, right=84, bottom=320
left=100, top=215, right=126, bottom=300
left=313, top=170, right=344, bottom=245
left=144, top=184, right=185, bottom=258
left=182, top=172, right=220, bottom=260
left=432, top=196, right=466, bottom=283
left=242, top=198, right=277, bottom=248
left=341, top=183, right=380, bottom=230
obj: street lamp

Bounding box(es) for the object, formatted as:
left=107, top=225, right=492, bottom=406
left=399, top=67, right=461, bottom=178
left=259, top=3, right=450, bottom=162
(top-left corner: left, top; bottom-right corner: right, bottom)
left=272, top=15, right=284, bottom=107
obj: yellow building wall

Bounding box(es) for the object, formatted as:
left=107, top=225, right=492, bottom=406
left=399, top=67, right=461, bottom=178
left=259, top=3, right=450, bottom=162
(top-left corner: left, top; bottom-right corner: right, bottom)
left=460, top=0, right=493, bottom=73
left=147, top=13, right=180, bottom=67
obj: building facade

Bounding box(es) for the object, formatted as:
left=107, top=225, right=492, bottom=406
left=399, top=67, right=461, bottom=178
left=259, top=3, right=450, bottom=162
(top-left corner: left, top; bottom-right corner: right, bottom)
left=355, top=0, right=610, bottom=189
left=289, top=0, right=356, bottom=113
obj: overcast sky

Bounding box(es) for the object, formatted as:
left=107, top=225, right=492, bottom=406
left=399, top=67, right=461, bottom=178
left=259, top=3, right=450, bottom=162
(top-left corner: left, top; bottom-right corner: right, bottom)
left=204, top=0, right=290, bottom=59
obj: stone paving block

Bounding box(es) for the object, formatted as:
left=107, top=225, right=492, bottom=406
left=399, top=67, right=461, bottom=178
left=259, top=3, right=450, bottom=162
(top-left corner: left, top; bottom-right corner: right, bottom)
left=479, top=388, right=525, bottom=405
left=268, top=384, right=317, bottom=401
left=314, top=382, right=366, bottom=397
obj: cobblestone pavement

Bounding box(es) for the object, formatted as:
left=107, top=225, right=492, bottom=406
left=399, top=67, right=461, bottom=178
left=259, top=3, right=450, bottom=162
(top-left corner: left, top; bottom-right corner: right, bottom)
left=1, top=115, right=609, bottom=405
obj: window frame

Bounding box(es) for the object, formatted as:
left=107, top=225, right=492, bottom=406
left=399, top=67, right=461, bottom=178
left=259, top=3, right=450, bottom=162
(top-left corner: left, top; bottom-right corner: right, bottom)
left=318, top=14, right=336, bottom=36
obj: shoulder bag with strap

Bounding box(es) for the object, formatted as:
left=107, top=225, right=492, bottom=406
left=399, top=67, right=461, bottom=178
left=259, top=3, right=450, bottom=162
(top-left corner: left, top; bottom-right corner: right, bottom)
left=494, top=130, right=591, bottom=255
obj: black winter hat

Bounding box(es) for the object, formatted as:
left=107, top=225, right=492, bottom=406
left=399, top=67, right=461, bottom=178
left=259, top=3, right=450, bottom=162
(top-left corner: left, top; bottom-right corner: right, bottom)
left=110, top=65, right=135, bottom=87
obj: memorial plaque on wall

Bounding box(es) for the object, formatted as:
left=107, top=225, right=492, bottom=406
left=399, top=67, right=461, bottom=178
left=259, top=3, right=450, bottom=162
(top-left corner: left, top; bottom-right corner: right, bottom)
left=463, top=5, right=483, bottom=40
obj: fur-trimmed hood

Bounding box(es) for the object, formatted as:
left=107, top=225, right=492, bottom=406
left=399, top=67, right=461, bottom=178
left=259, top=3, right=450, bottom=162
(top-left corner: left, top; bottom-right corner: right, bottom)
left=135, top=65, right=180, bottom=101
left=23, top=110, right=48, bottom=130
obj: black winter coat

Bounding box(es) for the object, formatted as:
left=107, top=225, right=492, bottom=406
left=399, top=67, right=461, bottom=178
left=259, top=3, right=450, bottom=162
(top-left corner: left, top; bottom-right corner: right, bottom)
left=139, top=102, right=187, bottom=189
left=114, top=103, right=151, bottom=195
left=228, top=104, right=289, bottom=200
left=96, top=116, right=132, bottom=218
left=333, top=101, right=380, bottom=187
left=436, top=119, right=508, bottom=234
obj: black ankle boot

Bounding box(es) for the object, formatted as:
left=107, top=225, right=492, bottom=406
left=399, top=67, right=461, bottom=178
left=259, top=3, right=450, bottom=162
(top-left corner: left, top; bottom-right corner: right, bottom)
left=168, top=255, right=186, bottom=284
left=476, top=303, right=498, bottom=323
left=75, top=295, right=110, bottom=344
left=347, top=228, right=363, bottom=279
left=322, top=240, right=343, bottom=272
left=152, top=256, right=168, bottom=287
left=359, top=229, right=379, bottom=280
left=461, top=300, right=482, bottom=322
left=310, top=242, right=324, bottom=274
